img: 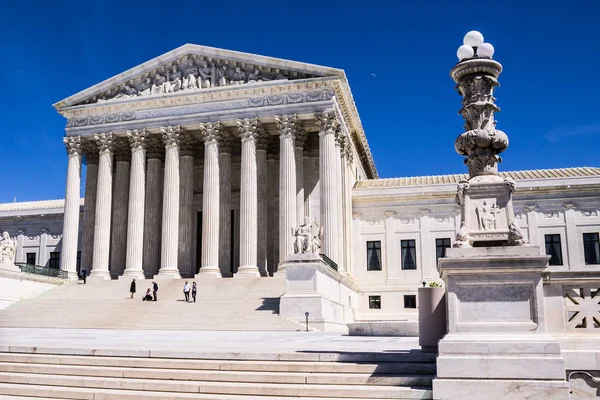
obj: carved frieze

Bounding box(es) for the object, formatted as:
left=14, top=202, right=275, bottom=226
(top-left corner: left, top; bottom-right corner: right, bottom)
left=78, top=55, right=319, bottom=106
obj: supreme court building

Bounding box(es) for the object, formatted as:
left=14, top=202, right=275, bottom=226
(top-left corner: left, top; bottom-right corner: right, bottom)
left=1, top=44, right=599, bottom=322
left=54, top=44, right=375, bottom=281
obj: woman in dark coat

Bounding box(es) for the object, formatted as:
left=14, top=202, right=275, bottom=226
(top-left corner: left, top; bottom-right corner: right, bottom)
left=130, top=279, right=136, bottom=299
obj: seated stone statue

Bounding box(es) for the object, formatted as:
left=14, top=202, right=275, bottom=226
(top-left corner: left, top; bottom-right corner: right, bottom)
left=293, top=217, right=322, bottom=255
left=0, top=231, right=16, bottom=265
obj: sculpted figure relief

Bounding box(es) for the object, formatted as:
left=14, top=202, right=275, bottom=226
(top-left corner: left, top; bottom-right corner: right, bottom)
left=0, top=231, right=16, bottom=265
left=476, top=201, right=500, bottom=230
left=293, top=217, right=323, bottom=255
left=181, top=59, right=199, bottom=90
left=102, top=57, right=296, bottom=102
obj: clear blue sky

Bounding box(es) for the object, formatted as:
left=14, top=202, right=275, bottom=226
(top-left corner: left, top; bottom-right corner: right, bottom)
left=0, top=0, right=598, bottom=203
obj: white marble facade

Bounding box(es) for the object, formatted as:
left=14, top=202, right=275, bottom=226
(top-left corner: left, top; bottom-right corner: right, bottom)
left=51, top=44, right=373, bottom=280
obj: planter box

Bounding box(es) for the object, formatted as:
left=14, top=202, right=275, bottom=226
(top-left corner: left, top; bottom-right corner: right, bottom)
left=418, top=287, right=446, bottom=352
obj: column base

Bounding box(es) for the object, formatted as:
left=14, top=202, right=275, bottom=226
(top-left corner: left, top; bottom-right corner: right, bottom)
left=196, top=266, right=222, bottom=278
left=65, top=271, right=79, bottom=281
left=155, top=269, right=181, bottom=279
left=235, top=265, right=260, bottom=277
left=120, top=270, right=145, bottom=280
left=88, top=270, right=111, bottom=280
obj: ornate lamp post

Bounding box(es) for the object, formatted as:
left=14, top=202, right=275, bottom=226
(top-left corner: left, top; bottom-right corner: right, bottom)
left=451, top=31, right=526, bottom=247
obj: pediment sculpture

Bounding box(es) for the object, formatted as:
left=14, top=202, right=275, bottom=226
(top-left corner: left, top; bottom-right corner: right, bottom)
left=293, top=217, right=323, bottom=255
left=90, top=56, right=313, bottom=105
left=0, top=231, right=16, bottom=265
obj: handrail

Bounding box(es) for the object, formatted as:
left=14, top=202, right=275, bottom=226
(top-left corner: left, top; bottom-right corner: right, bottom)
left=15, top=263, right=69, bottom=280
left=319, top=254, right=338, bottom=272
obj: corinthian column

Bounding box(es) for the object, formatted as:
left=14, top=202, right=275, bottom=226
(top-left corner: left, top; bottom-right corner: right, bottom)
left=295, top=129, right=307, bottom=225
left=316, top=112, right=340, bottom=264
left=80, top=140, right=98, bottom=274
left=59, top=136, right=83, bottom=279
left=236, top=118, right=261, bottom=277
left=158, top=126, right=182, bottom=279
left=219, top=135, right=233, bottom=277
left=334, top=132, right=345, bottom=273
left=198, top=122, right=222, bottom=277
left=110, top=137, right=130, bottom=277
left=90, top=133, right=114, bottom=279
left=275, top=115, right=298, bottom=269
left=178, top=132, right=196, bottom=278
left=123, top=129, right=147, bottom=279
left=143, top=136, right=163, bottom=277
left=257, top=132, right=269, bottom=276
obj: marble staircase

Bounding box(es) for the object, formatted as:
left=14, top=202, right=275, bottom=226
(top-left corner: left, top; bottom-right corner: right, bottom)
left=0, top=276, right=303, bottom=331
left=0, top=350, right=434, bottom=399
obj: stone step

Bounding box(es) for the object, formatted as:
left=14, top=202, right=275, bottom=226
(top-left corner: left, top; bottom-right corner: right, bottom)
left=0, top=353, right=437, bottom=374
left=0, top=374, right=432, bottom=399
left=0, top=362, right=434, bottom=386
left=0, top=383, right=433, bottom=400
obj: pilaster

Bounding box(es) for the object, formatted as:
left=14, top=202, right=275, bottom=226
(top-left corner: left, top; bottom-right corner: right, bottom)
left=178, top=131, right=196, bottom=278
left=81, top=140, right=98, bottom=273
left=109, top=137, right=130, bottom=277
left=143, top=135, right=163, bottom=277
left=562, top=202, right=579, bottom=270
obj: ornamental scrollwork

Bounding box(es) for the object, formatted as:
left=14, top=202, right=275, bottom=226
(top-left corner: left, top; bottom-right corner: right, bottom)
left=63, top=136, right=82, bottom=156
left=236, top=118, right=262, bottom=142
left=275, top=115, right=299, bottom=139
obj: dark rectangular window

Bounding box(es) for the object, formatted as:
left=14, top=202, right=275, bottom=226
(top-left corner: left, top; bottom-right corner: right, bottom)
left=435, top=238, right=451, bottom=261
left=369, top=295, right=381, bottom=309
left=49, top=252, right=60, bottom=269
left=367, top=241, right=382, bottom=271
left=401, top=240, right=417, bottom=270
left=583, top=233, right=600, bottom=265
left=544, top=234, right=563, bottom=266
left=26, top=253, right=36, bottom=265
left=404, top=295, right=417, bottom=309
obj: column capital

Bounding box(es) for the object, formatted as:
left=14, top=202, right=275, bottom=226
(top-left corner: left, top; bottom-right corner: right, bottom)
left=82, top=139, right=99, bottom=164
left=295, top=128, right=308, bottom=150
left=219, top=133, right=235, bottom=154
left=257, top=132, right=271, bottom=151
left=315, top=111, right=339, bottom=134
left=146, top=134, right=164, bottom=160
left=275, top=114, right=299, bottom=138
left=63, top=136, right=82, bottom=156
left=237, top=118, right=262, bottom=142
left=161, top=126, right=182, bottom=148
left=94, top=132, right=114, bottom=154
left=199, top=121, right=223, bottom=144
left=180, top=131, right=197, bottom=157
left=113, top=137, right=131, bottom=162
left=127, top=129, right=147, bottom=151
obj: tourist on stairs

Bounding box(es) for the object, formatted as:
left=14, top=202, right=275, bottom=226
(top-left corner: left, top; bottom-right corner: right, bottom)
left=129, top=279, right=136, bottom=299
left=142, top=289, right=153, bottom=301
left=192, top=282, right=197, bottom=303
left=183, top=281, right=191, bottom=302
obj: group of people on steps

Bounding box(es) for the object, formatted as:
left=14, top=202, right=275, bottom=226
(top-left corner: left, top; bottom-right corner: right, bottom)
left=129, top=279, right=197, bottom=303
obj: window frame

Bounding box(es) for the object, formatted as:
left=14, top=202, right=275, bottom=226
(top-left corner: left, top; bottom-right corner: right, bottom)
left=435, top=238, right=452, bottom=262
left=26, top=252, right=36, bottom=265
left=401, top=239, right=417, bottom=270
left=366, top=240, right=382, bottom=271
left=404, top=295, right=417, bottom=309
left=49, top=252, right=60, bottom=269
left=583, top=233, right=600, bottom=265
left=544, top=234, right=563, bottom=266
left=368, top=295, right=381, bottom=309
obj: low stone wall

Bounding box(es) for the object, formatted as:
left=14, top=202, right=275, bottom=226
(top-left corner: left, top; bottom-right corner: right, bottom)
left=348, top=321, right=418, bottom=337
left=280, top=258, right=358, bottom=333
left=0, top=267, right=62, bottom=310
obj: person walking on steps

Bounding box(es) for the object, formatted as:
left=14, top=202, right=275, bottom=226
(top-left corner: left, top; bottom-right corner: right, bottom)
left=183, top=281, right=191, bottom=302
left=191, top=282, right=197, bottom=303
left=80, top=268, right=87, bottom=284
left=130, top=279, right=136, bottom=299
left=152, top=281, right=158, bottom=301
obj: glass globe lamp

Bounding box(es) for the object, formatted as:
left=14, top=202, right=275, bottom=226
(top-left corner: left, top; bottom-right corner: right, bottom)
left=457, top=45, right=474, bottom=61
left=477, top=43, right=495, bottom=58
left=463, top=31, right=484, bottom=47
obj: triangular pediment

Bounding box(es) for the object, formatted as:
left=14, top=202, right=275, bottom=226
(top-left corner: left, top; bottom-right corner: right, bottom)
left=54, top=44, right=345, bottom=109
